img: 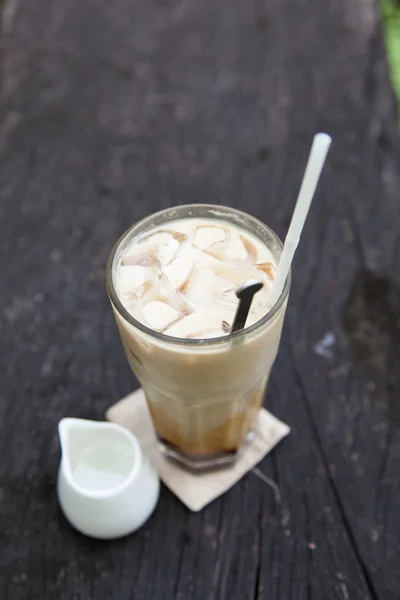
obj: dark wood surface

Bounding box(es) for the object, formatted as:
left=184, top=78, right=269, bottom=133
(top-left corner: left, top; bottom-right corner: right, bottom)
left=1, top=0, right=400, bottom=598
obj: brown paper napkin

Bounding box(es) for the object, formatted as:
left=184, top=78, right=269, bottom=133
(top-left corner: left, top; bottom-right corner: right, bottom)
left=106, top=388, right=290, bottom=512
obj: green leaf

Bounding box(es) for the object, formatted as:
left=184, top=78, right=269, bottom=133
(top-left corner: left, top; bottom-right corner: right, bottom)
left=380, top=0, right=400, bottom=121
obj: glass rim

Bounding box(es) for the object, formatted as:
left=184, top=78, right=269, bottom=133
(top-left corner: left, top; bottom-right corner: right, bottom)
left=105, top=204, right=291, bottom=347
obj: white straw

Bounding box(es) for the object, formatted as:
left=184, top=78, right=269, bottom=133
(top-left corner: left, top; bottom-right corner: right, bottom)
left=268, top=133, right=332, bottom=307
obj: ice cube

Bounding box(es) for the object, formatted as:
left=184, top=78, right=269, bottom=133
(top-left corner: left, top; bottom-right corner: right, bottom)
left=122, top=247, right=160, bottom=268
left=117, top=265, right=153, bottom=296
left=140, top=229, right=188, bottom=245
left=204, top=235, right=247, bottom=262
left=186, top=268, right=218, bottom=306
left=165, top=309, right=230, bottom=339
left=186, top=267, right=236, bottom=308
left=240, top=235, right=258, bottom=262
left=138, top=231, right=172, bottom=246
left=133, top=274, right=162, bottom=301
left=193, top=226, right=226, bottom=250
left=255, top=262, right=275, bottom=280
left=157, top=237, right=180, bottom=265
left=159, top=287, right=194, bottom=316
left=142, top=301, right=180, bottom=331
left=162, top=252, right=194, bottom=292
left=217, top=286, right=238, bottom=310
left=123, top=228, right=189, bottom=267
left=170, top=231, right=188, bottom=244
left=212, top=261, right=250, bottom=284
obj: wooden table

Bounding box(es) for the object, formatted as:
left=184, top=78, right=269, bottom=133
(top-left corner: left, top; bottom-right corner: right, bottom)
left=1, top=0, right=400, bottom=598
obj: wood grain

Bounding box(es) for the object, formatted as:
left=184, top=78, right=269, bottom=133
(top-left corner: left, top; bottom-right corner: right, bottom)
left=1, top=0, right=399, bottom=598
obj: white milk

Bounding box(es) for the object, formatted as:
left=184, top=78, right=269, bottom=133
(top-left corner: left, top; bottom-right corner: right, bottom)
left=71, top=440, right=133, bottom=492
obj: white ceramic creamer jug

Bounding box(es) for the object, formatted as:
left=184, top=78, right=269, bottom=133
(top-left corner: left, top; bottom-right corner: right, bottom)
left=57, top=418, right=160, bottom=539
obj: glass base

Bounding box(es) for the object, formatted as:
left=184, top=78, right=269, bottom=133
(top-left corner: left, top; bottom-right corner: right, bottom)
left=157, top=430, right=255, bottom=473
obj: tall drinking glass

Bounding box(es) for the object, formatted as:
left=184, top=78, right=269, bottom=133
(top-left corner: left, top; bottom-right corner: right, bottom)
left=106, top=205, right=290, bottom=471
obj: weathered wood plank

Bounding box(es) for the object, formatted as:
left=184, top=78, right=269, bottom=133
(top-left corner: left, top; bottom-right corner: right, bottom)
left=0, top=0, right=399, bottom=598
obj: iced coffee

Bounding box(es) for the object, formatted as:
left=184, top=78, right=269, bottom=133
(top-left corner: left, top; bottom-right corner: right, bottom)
left=106, top=205, right=290, bottom=471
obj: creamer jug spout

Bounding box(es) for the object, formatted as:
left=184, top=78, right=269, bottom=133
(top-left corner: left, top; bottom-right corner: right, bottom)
left=58, top=417, right=88, bottom=486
